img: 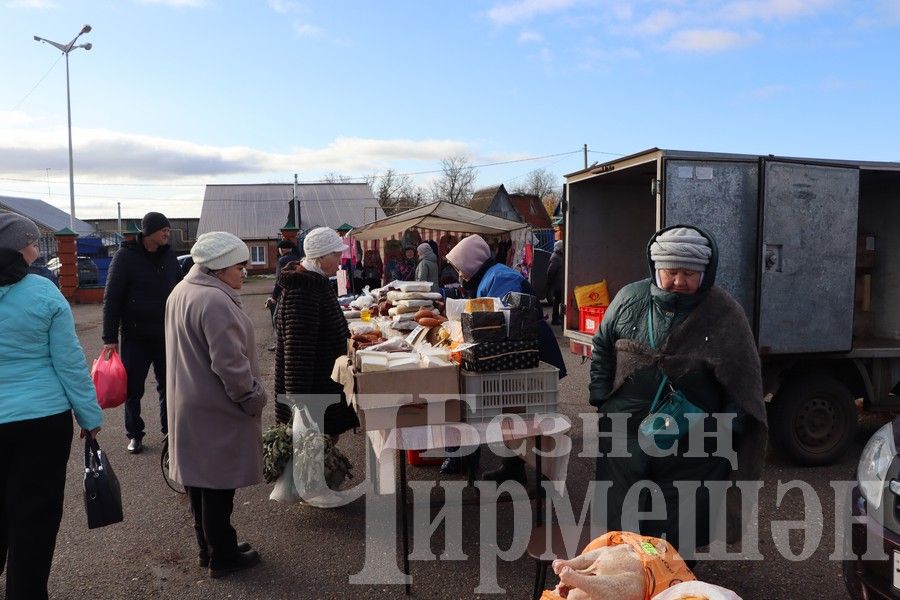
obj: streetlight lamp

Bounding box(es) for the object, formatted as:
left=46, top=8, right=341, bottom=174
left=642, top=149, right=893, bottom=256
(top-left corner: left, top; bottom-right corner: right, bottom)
left=34, top=24, right=92, bottom=231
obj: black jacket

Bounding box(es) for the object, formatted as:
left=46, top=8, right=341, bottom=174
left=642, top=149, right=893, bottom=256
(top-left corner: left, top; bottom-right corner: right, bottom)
left=102, top=235, right=182, bottom=343
left=546, top=248, right=564, bottom=297
left=271, top=249, right=302, bottom=301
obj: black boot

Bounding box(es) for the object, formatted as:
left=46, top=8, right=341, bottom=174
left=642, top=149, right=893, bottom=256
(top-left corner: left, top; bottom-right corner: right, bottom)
left=482, top=456, right=527, bottom=486
left=199, top=542, right=252, bottom=568
left=209, top=548, right=261, bottom=579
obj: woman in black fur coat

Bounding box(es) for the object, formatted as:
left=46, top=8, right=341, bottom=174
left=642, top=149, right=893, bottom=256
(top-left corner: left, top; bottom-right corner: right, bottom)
left=273, top=227, right=358, bottom=436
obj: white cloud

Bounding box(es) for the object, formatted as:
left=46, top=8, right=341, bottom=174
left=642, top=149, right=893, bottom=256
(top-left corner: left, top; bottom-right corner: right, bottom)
left=633, top=10, right=679, bottom=35
left=820, top=75, right=866, bottom=92
left=0, top=111, right=33, bottom=127
left=0, top=124, right=474, bottom=181
left=5, top=0, right=57, bottom=8
left=517, top=30, right=544, bottom=43
left=539, top=47, right=552, bottom=63
left=665, top=28, right=759, bottom=52
left=750, top=84, right=791, bottom=99
left=293, top=21, right=324, bottom=38
left=267, top=0, right=302, bottom=13
left=721, top=0, right=836, bottom=22
left=487, top=0, right=578, bottom=26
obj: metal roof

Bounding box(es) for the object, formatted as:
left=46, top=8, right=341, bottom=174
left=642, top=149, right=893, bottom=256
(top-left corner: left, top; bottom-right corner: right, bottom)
left=197, top=183, right=385, bottom=239
left=0, top=195, right=95, bottom=236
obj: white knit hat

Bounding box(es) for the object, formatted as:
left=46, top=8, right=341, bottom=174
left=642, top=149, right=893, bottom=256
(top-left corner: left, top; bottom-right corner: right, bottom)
left=191, top=232, right=250, bottom=270
left=650, top=226, right=711, bottom=271
left=303, top=227, right=345, bottom=259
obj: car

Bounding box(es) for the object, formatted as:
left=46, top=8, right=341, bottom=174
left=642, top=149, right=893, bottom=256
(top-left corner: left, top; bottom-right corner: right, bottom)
left=47, top=256, right=100, bottom=286
left=844, top=416, right=900, bottom=598
left=177, top=254, right=193, bottom=276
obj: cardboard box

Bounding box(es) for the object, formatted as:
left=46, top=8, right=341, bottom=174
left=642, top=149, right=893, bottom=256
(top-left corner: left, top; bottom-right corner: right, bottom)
left=354, top=365, right=462, bottom=430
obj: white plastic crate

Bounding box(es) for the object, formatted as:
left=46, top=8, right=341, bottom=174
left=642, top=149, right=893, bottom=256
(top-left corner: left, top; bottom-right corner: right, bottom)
left=459, top=362, right=559, bottom=423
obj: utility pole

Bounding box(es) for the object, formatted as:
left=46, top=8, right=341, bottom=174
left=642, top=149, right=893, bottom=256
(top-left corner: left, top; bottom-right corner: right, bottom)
left=116, top=202, right=122, bottom=248
left=293, top=173, right=300, bottom=232
left=583, top=144, right=588, bottom=169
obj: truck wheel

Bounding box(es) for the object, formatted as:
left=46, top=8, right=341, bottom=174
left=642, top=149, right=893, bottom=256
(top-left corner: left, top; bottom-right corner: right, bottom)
left=770, top=375, right=858, bottom=467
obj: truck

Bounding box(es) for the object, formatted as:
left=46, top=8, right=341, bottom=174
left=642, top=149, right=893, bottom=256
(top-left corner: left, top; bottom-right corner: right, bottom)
left=561, top=148, right=900, bottom=466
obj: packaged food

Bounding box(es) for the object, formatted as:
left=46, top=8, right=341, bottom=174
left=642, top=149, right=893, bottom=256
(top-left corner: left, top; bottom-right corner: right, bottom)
left=397, top=299, right=435, bottom=309
left=461, top=311, right=507, bottom=343
left=464, top=297, right=497, bottom=313
left=386, top=291, right=443, bottom=302
left=396, top=281, right=434, bottom=293
left=461, top=339, right=539, bottom=372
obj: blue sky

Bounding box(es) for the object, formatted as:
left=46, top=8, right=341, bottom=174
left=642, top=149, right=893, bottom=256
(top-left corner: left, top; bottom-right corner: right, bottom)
left=1, top=0, right=899, bottom=219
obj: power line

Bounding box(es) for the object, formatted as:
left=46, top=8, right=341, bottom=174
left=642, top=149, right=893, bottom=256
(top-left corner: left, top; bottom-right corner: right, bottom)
left=9, top=55, right=64, bottom=112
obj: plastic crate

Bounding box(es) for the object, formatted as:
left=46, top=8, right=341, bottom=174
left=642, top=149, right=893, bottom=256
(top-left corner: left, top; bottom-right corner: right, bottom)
left=459, top=362, right=559, bottom=423
left=579, top=305, right=607, bottom=335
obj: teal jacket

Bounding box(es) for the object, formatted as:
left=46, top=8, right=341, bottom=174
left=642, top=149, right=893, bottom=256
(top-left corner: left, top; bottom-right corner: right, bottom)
left=589, top=225, right=723, bottom=412
left=0, top=274, right=102, bottom=429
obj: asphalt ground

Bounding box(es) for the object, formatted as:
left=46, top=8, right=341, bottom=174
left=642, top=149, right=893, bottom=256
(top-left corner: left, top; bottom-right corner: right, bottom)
left=2, top=276, right=884, bottom=599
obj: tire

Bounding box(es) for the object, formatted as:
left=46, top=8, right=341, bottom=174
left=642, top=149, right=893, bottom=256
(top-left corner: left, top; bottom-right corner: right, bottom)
left=160, top=435, right=186, bottom=494
left=770, top=374, right=858, bottom=467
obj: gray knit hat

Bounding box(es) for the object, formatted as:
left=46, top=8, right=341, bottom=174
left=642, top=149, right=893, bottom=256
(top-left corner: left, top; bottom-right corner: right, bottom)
left=650, top=227, right=711, bottom=271
left=0, top=212, right=40, bottom=251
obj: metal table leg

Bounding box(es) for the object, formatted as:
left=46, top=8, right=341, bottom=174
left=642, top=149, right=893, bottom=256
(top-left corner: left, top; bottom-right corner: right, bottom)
left=398, top=448, right=411, bottom=595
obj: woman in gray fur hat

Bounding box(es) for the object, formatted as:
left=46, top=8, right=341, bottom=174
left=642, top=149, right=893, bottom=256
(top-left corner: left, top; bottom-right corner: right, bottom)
left=588, top=225, right=767, bottom=557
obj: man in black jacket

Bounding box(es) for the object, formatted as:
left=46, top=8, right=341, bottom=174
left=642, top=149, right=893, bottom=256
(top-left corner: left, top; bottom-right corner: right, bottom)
left=102, top=212, right=182, bottom=454
left=264, top=239, right=302, bottom=351
left=546, top=240, right=564, bottom=325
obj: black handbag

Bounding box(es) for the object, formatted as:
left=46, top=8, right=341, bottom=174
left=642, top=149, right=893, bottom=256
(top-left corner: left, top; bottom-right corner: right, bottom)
left=83, top=437, right=124, bottom=529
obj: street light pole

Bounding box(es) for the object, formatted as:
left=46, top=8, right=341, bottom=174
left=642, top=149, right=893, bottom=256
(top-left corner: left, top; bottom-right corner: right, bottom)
left=34, top=25, right=92, bottom=231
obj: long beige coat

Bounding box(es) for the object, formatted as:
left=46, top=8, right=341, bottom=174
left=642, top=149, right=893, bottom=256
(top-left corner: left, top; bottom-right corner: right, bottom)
left=165, top=266, right=267, bottom=489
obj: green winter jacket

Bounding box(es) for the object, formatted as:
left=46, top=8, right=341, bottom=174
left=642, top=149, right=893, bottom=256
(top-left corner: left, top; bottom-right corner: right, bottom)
left=588, top=225, right=724, bottom=416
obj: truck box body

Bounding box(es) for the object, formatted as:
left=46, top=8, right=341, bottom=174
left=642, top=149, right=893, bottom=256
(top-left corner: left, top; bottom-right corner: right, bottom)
left=563, top=148, right=900, bottom=464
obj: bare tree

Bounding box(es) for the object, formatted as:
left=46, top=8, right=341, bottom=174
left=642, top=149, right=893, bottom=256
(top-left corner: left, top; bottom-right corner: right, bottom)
left=371, top=169, right=419, bottom=215
left=321, top=172, right=355, bottom=183
left=512, top=168, right=559, bottom=215
left=431, top=156, right=477, bottom=205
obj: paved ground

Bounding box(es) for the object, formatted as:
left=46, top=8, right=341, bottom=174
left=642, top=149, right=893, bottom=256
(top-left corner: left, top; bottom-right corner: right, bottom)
left=2, top=277, right=883, bottom=599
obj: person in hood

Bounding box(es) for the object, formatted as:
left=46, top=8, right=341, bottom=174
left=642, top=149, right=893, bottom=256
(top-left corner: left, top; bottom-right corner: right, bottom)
left=414, top=241, right=440, bottom=289
left=165, top=231, right=266, bottom=578
left=0, top=213, right=102, bottom=600
left=589, top=225, right=767, bottom=555
left=441, top=234, right=567, bottom=480
left=546, top=240, right=565, bottom=325
left=102, top=211, right=182, bottom=454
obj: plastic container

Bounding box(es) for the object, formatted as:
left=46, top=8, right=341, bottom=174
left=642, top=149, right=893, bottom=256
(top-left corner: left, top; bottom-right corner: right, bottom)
left=407, top=449, right=443, bottom=466
left=579, top=305, right=607, bottom=335
left=459, top=362, right=559, bottom=423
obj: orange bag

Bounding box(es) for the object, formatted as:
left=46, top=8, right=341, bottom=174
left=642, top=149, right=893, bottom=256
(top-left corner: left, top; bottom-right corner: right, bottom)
left=91, top=348, right=127, bottom=409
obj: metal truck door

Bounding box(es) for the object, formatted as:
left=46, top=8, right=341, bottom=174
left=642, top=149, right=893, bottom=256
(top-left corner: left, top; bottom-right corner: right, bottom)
left=758, top=160, right=859, bottom=354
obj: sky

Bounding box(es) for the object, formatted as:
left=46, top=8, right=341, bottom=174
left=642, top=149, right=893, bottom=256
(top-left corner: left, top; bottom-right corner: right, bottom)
left=1, top=0, right=899, bottom=220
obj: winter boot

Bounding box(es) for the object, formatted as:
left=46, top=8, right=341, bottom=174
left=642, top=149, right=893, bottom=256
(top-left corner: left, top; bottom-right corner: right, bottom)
left=481, top=456, right=527, bottom=486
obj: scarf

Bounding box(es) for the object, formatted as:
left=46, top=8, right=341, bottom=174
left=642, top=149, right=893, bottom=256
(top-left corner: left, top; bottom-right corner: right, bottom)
left=0, top=249, right=27, bottom=286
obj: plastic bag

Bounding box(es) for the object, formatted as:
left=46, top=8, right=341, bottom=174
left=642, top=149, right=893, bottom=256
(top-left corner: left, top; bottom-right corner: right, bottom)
left=574, top=280, right=610, bottom=308
left=91, top=348, right=127, bottom=409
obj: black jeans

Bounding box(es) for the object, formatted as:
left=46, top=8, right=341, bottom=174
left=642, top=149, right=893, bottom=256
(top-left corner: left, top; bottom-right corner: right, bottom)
left=550, top=289, right=563, bottom=324
left=0, top=411, right=73, bottom=600
left=121, top=334, right=167, bottom=439
left=186, top=487, right=238, bottom=565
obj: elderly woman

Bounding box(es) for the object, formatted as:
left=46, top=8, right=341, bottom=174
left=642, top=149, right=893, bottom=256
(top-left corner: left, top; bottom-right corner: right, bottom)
left=415, top=241, right=440, bottom=289
left=165, top=232, right=267, bottom=578
left=0, top=213, right=102, bottom=600
left=440, top=234, right=567, bottom=479
left=273, top=227, right=359, bottom=437
left=589, top=225, right=767, bottom=554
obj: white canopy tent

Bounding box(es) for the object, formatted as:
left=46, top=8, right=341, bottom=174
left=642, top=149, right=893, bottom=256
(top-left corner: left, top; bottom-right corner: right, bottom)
left=347, top=201, right=528, bottom=240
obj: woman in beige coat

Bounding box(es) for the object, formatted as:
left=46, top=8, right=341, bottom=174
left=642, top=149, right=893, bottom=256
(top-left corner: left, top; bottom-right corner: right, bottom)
left=165, top=231, right=267, bottom=578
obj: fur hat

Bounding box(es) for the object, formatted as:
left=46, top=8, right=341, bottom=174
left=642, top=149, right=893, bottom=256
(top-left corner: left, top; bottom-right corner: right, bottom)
left=445, top=234, right=492, bottom=279
left=190, top=231, right=249, bottom=270
left=303, top=227, right=345, bottom=259
left=141, top=211, right=170, bottom=236
left=0, top=212, right=40, bottom=251
left=650, top=227, right=711, bottom=271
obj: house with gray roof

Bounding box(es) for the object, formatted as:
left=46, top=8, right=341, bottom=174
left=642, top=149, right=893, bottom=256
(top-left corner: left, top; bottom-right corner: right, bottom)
left=0, top=195, right=96, bottom=259
left=198, top=182, right=384, bottom=273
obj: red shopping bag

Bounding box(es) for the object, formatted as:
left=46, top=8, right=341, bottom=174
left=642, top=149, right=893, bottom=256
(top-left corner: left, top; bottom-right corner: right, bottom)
left=91, top=349, right=127, bottom=409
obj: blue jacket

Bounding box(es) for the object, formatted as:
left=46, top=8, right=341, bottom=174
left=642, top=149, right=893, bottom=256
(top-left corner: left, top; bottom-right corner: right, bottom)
left=0, top=274, right=102, bottom=429
left=475, top=263, right=567, bottom=378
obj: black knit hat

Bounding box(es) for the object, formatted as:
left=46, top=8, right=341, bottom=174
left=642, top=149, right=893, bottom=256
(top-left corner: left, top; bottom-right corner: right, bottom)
left=141, top=212, right=170, bottom=236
